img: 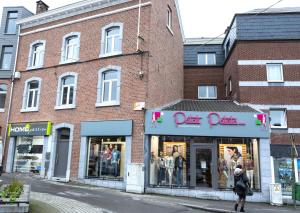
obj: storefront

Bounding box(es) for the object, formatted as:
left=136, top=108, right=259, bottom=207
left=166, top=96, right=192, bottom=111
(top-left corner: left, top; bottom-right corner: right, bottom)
left=144, top=100, right=271, bottom=202
left=78, top=120, right=132, bottom=189
left=5, top=122, right=52, bottom=177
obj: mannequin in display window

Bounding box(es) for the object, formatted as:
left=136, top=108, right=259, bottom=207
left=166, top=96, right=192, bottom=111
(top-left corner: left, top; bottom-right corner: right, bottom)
left=218, top=153, right=228, bottom=179
left=157, top=151, right=166, bottom=185
left=102, top=145, right=112, bottom=175
left=111, top=145, right=121, bottom=177
left=150, top=152, right=158, bottom=185
left=245, top=153, right=254, bottom=188
left=175, top=152, right=186, bottom=186
left=165, top=152, right=175, bottom=187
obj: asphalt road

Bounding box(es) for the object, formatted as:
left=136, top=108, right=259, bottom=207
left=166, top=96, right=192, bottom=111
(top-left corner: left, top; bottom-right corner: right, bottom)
left=1, top=173, right=207, bottom=213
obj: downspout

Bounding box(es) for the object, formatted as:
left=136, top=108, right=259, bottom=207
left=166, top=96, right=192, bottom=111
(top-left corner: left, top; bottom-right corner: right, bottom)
left=2, top=24, right=21, bottom=167
left=136, top=0, right=142, bottom=51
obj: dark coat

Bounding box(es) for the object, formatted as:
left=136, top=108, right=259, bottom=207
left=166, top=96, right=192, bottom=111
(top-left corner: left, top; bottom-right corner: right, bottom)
left=234, top=172, right=249, bottom=195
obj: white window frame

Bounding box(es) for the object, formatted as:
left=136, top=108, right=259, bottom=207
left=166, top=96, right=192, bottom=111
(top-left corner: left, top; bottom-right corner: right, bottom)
left=197, top=53, right=216, bottom=65
left=27, top=40, right=46, bottom=70
left=0, top=84, right=7, bottom=112
left=100, top=23, right=123, bottom=58
left=60, top=32, right=81, bottom=64
left=96, top=65, right=121, bottom=107
left=198, top=85, right=217, bottom=99
left=266, top=63, right=284, bottom=82
left=167, top=6, right=173, bottom=32
left=21, top=77, right=42, bottom=112
left=269, top=109, right=287, bottom=129
left=229, top=77, right=232, bottom=93
left=55, top=72, right=78, bottom=110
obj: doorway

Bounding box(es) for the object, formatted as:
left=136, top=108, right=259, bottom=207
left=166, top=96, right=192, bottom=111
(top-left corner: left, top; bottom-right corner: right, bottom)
left=54, top=128, right=70, bottom=178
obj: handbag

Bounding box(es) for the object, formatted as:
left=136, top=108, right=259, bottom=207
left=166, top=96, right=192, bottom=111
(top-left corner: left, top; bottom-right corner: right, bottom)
left=247, top=188, right=253, bottom=196
left=236, top=178, right=246, bottom=190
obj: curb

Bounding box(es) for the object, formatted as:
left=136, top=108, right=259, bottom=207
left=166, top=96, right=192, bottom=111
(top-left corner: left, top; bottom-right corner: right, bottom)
left=179, top=203, right=235, bottom=213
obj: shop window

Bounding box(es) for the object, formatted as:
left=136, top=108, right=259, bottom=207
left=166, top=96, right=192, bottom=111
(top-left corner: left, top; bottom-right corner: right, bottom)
left=267, top=64, right=283, bottom=82
left=60, top=32, right=80, bottom=63
left=100, top=23, right=123, bottom=57
left=13, top=136, right=44, bottom=174
left=269, top=109, right=287, bottom=128
left=27, top=40, right=46, bottom=69
left=273, top=158, right=293, bottom=195
left=0, top=84, right=7, bottom=111
left=96, top=66, right=120, bottom=107
left=5, top=11, right=18, bottom=34
left=0, top=46, right=13, bottom=70
left=197, top=53, right=216, bottom=65
left=217, top=138, right=261, bottom=190
left=149, top=136, right=189, bottom=187
left=86, top=136, right=126, bottom=179
left=21, top=78, right=42, bottom=112
left=198, top=85, right=217, bottom=99
left=55, top=73, right=78, bottom=110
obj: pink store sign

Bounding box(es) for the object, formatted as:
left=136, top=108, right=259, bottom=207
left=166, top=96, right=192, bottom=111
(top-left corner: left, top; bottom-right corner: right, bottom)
left=173, top=112, right=246, bottom=127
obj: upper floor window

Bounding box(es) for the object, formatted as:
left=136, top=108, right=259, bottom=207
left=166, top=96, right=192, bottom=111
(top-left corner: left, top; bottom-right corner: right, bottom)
left=100, top=23, right=123, bottom=57
left=225, top=40, right=230, bottom=56
left=198, top=53, right=216, bottom=65
left=5, top=11, right=18, bottom=34
left=27, top=40, right=46, bottom=69
left=267, top=64, right=283, bottom=82
left=96, top=66, right=121, bottom=107
left=229, top=77, right=232, bottom=93
left=61, top=32, right=80, bottom=63
left=0, top=84, right=7, bottom=111
left=21, top=78, right=42, bottom=112
left=269, top=109, right=287, bottom=128
left=198, top=85, right=217, bottom=99
left=55, top=73, right=78, bottom=110
left=0, top=46, right=13, bottom=70
left=167, top=6, right=172, bottom=29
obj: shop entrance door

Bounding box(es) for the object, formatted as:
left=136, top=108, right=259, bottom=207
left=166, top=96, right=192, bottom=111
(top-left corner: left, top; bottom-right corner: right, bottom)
left=191, top=144, right=217, bottom=188
left=54, top=128, right=70, bottom=178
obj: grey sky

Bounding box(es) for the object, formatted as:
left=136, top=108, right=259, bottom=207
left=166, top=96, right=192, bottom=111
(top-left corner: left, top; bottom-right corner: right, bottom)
left=1, top=0, right=300, bottom=38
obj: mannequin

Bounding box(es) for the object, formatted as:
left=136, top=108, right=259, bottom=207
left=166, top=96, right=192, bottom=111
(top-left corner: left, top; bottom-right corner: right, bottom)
left=175, top=152, right=186, bottom=186
left=150, top=152, right=158, bottom=185
left=165, top=152, right=175, bottom=187
left=111, top=145, right=121, bottom=177
left=218, top=153, right=228, bottom=187
left=102, top=145, right=111, bottom=175
left=245, top=153, right=254, bottom=188
left=157, top=151, right=166, bottom=185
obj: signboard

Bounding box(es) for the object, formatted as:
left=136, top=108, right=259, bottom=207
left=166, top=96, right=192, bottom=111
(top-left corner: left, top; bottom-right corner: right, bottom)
left=8, top=122, right=52, bottom=137
left=145, top=110, right=269, bottom=138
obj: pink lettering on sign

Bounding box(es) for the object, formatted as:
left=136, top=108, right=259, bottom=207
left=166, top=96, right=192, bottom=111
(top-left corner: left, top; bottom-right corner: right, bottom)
left=173, top=112, right=202, bottom=126
left=207, top=112, right=246, bottom=128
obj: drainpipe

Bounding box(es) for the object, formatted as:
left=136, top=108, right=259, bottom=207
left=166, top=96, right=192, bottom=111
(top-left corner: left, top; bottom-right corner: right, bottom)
left=2, top=24, right=21, bottom=167
left=136, top=0, right=142, bottom=52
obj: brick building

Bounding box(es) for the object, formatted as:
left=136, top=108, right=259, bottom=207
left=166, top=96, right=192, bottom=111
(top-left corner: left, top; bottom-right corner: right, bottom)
left=183, top=7, right=300, bottom=197
left=4, top=0, right=183, bottom=191
left=0, top=6, right=33, bottom=164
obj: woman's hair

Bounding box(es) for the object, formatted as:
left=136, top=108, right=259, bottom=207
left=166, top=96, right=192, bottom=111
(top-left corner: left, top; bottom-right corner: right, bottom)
left=227, top=146, right=242, bottom=158
left=172, top=145, right=178, bottom=154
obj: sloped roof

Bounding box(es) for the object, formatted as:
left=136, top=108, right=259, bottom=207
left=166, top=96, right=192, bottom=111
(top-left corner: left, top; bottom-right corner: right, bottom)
left=184, top=37, right=224, bottom=45
left=245, top=7, right=300, bottom=14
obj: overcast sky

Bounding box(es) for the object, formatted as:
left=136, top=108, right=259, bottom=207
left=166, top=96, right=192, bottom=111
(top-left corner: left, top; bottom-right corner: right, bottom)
left=1, top=0, right=300, bottom=38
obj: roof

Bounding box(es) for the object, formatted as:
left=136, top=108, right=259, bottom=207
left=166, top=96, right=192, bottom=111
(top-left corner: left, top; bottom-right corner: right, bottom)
left=162, top=100, right=259, bottom=112
left=245, top=7, right=300, bottom=14
left=184, top=37, right=224, bottom=45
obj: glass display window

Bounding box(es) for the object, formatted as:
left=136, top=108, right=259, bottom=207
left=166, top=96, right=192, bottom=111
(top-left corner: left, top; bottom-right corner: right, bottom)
left=13, top=136, right=44, bottom=174
left=86, top=136, right=125, bottom=179
left=273, top=158, right=293, bottom=195
left=217, top=138, right=260, bottom=190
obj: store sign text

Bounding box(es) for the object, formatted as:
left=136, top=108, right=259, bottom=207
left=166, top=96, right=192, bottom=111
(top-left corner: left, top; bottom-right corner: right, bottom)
left=207, top=112, right=246, bottom=127
left=173, top=112, right=202, bottom=126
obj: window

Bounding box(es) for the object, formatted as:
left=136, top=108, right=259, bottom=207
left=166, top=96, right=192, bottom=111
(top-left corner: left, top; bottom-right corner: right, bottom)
left=21, top=78, right=42, bottom=112
left=96, top=66, right=121, bottom=107
left=0, top=46, right=13, bottom=70
left=225, top=40, right=230, bottom=56
left=269, top=109, right=287, bottom=128
left=100, top=23, right=123, bottom=57
left=198, top=86, right=217, bottom=99
left=28, top=40, right=46, bottom=69
left=267, top=64, right=283, bottom=82
left=5, top=11, right=18, bottom=34
left=198, top=53, right=216, bottom=65
left=229, top=77, right=232, bottom=93
left=167, top=6, right=172, bottom=29
left=55, top=73, right=78, bottom=110
left=61, top=32, right=80, bottom=63
left=0, top=84, right=7, bottom=111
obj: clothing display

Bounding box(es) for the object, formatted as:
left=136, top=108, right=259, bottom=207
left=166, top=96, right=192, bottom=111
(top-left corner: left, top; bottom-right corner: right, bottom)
left=165, top=155, right=175, bottom=186
left=157, top=156, right=166, bottom=185
left=111, top=148, right=121, bottom=177
left=175, top=155, right=186, bottom=185
left=245, top=158, right=254, bottom=188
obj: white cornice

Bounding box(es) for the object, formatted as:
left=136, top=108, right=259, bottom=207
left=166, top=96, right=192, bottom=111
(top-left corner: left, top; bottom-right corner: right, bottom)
left=17, top=0, right=133, bottom=29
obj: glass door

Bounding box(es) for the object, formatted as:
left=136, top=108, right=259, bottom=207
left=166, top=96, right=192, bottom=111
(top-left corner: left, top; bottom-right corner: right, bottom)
left=196, top=148, right=212, bottom=187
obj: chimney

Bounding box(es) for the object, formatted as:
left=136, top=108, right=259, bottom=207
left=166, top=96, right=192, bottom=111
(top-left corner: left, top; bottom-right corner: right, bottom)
left=36, top=1, right=49, bottom=14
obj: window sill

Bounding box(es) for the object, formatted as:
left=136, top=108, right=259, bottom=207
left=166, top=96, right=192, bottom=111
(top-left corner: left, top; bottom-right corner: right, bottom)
left=0, top=69, right=12, bottom=71
left=271, top=126, right=288, bottom=130
left=4, top=33, right=17, bottom=35
left=0, top=109, right=5, bottom=113
left=21, top=108, right=39, bottom=113
left=55, top=105, right=76, bottom=110
left=267, top=81, right=284, bottom=83
left=95, top=102, right=120, bottom=107
left=198, top=97, right=217, bottom=100
left=166, top=25, right=174, bottom=36
left=26, top=66, right=44, bottom=71
left=59, top=59, right=80, bottom=65
left=99, top=52, right=122, bottom=58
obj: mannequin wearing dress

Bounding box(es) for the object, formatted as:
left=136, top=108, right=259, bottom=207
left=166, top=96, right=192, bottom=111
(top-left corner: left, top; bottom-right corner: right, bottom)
left=165, top=153, right=175, bottom=187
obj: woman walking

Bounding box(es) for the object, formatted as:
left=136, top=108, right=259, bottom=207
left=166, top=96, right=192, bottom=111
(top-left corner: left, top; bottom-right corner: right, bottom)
left=233, top=165, right=249, bottom=212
